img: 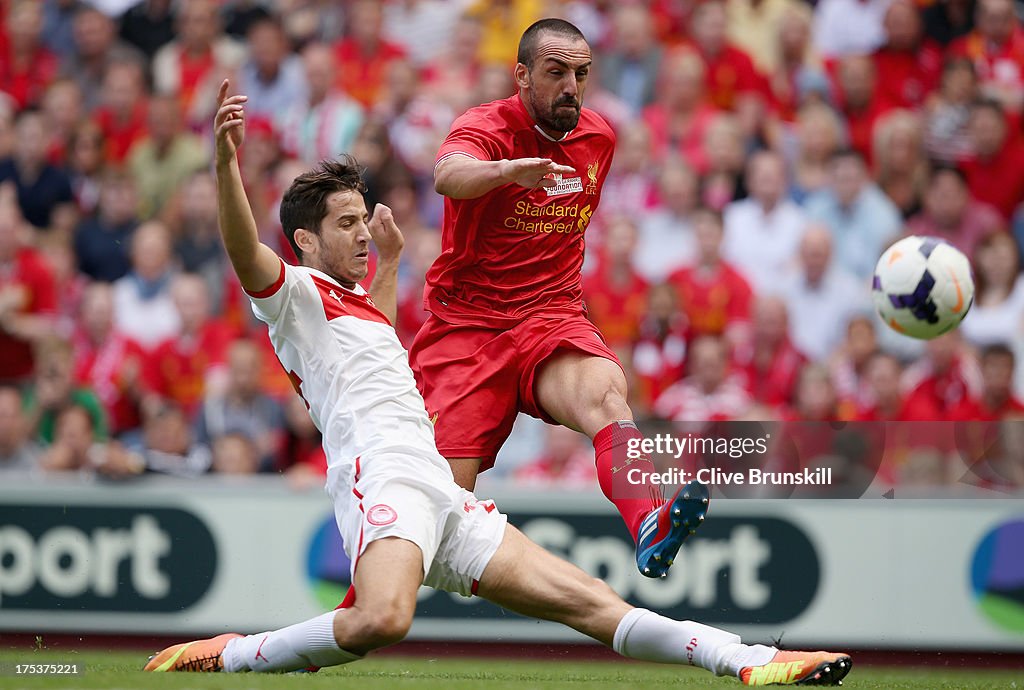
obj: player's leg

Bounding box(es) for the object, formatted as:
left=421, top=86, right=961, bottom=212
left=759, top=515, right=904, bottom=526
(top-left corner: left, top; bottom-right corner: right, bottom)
left=145, top=537, right=424, bottom=673
left=476, top=525, right=852, bottom=686
left=530, top=347, right=708, bottom=577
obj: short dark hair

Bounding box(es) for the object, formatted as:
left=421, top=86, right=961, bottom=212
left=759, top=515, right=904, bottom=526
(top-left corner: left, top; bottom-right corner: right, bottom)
left=971, top=97, right=1005, bottom=120
left=829, top=147, right=866, bottom=167
left=279, top=156, right=367, bottom=261
left=981, top=342, right=1015, bottom=366
left=928, top=162, right=968, bottom=187
left=517, top=18, right=587, bottom=69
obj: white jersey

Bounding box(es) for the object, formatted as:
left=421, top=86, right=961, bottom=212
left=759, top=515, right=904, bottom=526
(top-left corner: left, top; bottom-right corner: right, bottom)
left=246, top=259, right=447, bottom=487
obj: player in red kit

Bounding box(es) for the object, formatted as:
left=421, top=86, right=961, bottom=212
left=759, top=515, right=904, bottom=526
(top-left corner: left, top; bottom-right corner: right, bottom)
left=410, top=19, right=708, bottom=578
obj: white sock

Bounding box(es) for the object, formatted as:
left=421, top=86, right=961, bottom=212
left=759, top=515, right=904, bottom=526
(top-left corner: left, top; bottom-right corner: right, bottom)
left=223, top=611, right=362, bottom=672
left=612, top=608, right=776, bottom=677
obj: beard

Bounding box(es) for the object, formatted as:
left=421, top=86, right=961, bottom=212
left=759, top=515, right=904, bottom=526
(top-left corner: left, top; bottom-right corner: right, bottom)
left=530, top=89, right=581, bottom=132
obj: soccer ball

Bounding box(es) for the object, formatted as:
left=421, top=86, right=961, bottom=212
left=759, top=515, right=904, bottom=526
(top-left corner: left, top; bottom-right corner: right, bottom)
left=872, top=236, right=974, bottom=339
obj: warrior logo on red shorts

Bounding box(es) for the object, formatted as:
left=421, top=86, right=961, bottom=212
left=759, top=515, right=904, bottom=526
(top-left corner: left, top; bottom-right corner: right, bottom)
left=367, top=504, right=398, bottom=526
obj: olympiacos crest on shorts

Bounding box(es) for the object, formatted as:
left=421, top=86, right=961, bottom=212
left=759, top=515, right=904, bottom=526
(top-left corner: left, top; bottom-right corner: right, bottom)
left=367, top=504, right=398, bottom=526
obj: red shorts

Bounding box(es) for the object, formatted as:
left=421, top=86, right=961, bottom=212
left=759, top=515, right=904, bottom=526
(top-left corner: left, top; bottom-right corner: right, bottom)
left=409, top=314, right=621, bottom=470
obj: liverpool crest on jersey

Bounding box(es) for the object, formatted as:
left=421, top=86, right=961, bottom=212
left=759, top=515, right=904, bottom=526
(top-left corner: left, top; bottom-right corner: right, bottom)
left=586, top=161, right=599, bottom=194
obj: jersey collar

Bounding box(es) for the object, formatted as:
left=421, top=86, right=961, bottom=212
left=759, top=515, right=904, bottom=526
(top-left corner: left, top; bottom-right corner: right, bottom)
left=514, top=93, right=574, bottom=143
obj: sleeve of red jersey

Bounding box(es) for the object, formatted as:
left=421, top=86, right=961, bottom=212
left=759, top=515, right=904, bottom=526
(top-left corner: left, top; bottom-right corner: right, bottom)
left=435, top=109, right=508, bottom=167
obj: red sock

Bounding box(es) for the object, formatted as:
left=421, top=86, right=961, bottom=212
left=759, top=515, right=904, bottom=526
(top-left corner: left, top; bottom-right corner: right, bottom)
left=593, top=421, right=663, bottom=541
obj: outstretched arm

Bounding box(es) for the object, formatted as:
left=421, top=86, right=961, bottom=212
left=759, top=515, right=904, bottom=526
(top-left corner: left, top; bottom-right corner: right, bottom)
left=434, top=154, right=576, bottom=200
left=367, top=203, right=404, bottom=326
left=213, top=79, right=283, bottom=294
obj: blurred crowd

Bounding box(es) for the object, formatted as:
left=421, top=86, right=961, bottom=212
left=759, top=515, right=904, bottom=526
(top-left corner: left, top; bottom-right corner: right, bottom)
left=0, top=0, right=1022, bottom=488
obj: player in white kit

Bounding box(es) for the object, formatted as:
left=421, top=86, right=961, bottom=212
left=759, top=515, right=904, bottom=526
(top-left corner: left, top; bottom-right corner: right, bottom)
left=144, top=81, right=852, bottom=687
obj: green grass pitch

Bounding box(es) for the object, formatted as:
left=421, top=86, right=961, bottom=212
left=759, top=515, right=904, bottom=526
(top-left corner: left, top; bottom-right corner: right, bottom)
left=0, top=650, right=1020, bottom=689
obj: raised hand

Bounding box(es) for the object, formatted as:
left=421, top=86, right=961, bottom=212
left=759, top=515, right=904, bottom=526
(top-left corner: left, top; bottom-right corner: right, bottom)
left=214, top=79, right=248, bottom=166
left=498, top=158, right=576, bottom=190
left=367, top=203, right=404, bottom=263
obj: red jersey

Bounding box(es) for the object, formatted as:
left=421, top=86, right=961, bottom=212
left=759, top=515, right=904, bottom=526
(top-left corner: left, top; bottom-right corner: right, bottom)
left=582, top=263, right=649, bottom=348
left=73, top=331, right=148, bottom=435
left=145, top=321, right=234, bottom=416
left=951, top=395, right=1024, bottom=421
left=732, top=337, right=805, bottom=410
left=428, top=94, right=615, bottom=327
left=959, top=141, right=1024, bottom=220
left=668, top=262, right=752, bottom=337
left=695, top=44, right=765, bottom=111
left=872, top=43, right=943, bottom=111
left=0, top=248, right=56, bottom=382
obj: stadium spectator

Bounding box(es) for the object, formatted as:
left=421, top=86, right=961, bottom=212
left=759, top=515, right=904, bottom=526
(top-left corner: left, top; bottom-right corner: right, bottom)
left=0, top=0, right=60, bottom=110
left=37, top=232, right=87, bottom=334
left=828, top=314, right=880, bottom=413
left=924, top=58, right=978, bottom=163
left=420, top=15, right=483, bottom=114
left=118, top=0, right=176, bottom=59
left=74, top=170, right=139, bottom=282
left=723, top=150, right=807, bottom=291
left=733, top=295, right=806, bottom=409
left=770, top=4, right=830, bottom=126
left=780, top=225, right=867, bottom=362
left=276, top=0, right=345, bottom=46
left=61, top=5, right=144, bottom=111
left=905, top=164, right=1003, bottom=256
left=836, top=54, right=885, bottom=166
left=40, top=79, right=85, bottom=167
left=949, top=0, right=1024, bottom=119
left=701, top=114, right=747, bottom=209
left=127, top=94, right=210, bottom=220
left=152, top=0, right=246, bottom=128
left=146, top=273, right=232, bottom=417
left=465, top=0, right=542, bottom=67
left=39, top=403, right=99, bottom=473
left=171, top=171, right=227, bottom=301
left=277, top=392, right=326, bottom=480
left=0, top=196, right=56, bottom=383
left=42, top=0, right=82, bottom=62
left=636, top=159, right=699, bottom=282
left=872, top=109, right=928, bottom=217
left=631, top=283, right=688, bottom=415
left=688, top=0, right=764, bottom=114
left=960, top=231, right=1024, bottom=348
left=278, top=42, right=365, bottom=167
left=93, top=58, right=149, bottom=164
left=196, top=339, right=284, bottom=473
left=803, top=148, right=901, bottom=280
left=27, top=336, right=107, bottom=445
left=903, top=330, right=981, bottom=419
left=668, top=207, right=752, bottom=343
left=854, top=351, right=925, bottom=419
left=382, top=0, right=468, bottom=68
left=112, top=220, right=181, bottom=349
left=583, top=216, right=649, bottom=357
left=598, top=5, right=662, bottom=115
left=786, top=103, right=844, bottom=204
left=872, top=0, right=943, bottom=111
left=960, top=99, right=1024, bottom=220
left=236, top=16, right=308, bottom=121
left=654, top=334, right=753, bottom=422
left=812, top=0, right=891, bottom=59
left=787, top=362, right=842, bottom=421
left=726, top=0, right=805, bottom=74
left=923, top=0, right=976, bottom=47
left=952, top=343, right=1024, bottom=419
left=210, top=432, right=261, bottom=474
left=130, top=402, right=212, bottom=476
left=641, top=49, right=717, bottom=173
left=513, top=424, right=597, bottom=487
left=598, top=122, right=657, bottom=221
left=221, top=0, right=270, bottom=39
left=0, top=385, right=39, bottom=471
left=72, top=282, right=148, bottom=437
left=66, top=119, right=106, bottom=215
left=333, top=0, right=407, bottom=109
left=0, top=110, right=74, bottom=231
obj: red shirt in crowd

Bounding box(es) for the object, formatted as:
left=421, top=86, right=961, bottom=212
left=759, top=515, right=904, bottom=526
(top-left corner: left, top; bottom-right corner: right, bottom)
left=694, top=44, right=765, bottom=111
left=951, top=395, right=1024, bottom=421
left=0, top=40, right=58, bottom=109
left=427, top=94, right=615, bottom=327
left=73, top=331, right=149, bottom=434
left=959, top=140, right=1024, bottom=220
left=145, top=321, right=234, bottom=416
left=334, top=38, right=406, bottom=108
left=0, top=248, right=56, bottom=382
left=641, top=103, right=718, bottom=172
left=668, top=262, right=752, bottom=338
left=631, top=316, right=689, bottom=411
left=872, top=42, right=943, bottom=111
left=950, top=27, right=1024, bottom=125
left=94, top=102, right=149, bottom=164
left=732, top=337, right=806, bottom=409
left=583, top=264, right=649, bottom=349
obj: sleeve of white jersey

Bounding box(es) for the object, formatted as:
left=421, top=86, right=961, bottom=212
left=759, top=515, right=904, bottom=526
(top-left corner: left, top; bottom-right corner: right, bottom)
left=244, top=259, right=295, bottom=324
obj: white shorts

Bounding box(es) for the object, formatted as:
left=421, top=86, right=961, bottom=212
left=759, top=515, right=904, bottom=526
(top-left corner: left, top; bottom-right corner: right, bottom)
left=331, top=451, right=507, bottom=596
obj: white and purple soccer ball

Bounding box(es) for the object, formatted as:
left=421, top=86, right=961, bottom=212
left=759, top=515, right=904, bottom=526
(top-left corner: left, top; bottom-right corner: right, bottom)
left=872, top=236, right=974, bottom=340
